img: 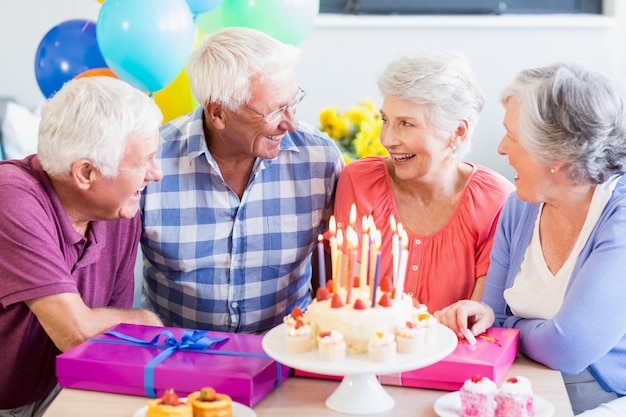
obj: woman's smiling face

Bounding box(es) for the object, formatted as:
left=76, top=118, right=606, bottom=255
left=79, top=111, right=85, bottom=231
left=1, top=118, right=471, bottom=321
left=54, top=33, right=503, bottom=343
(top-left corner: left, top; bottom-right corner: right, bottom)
left=498, top=97, right=552, bottom=203
left=379, top=95, right=453, bottom=182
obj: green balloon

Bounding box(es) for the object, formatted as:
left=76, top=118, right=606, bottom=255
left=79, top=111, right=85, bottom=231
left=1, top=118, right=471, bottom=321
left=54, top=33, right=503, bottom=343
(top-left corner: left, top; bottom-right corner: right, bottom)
left=196, top=3, right=224, bottom=34
left=221, top=0, right=319, bottom=45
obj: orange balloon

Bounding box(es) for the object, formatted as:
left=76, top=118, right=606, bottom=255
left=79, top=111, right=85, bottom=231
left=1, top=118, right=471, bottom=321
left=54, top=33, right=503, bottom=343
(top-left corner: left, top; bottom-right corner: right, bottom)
left=74, top=68, right=118, bottom=80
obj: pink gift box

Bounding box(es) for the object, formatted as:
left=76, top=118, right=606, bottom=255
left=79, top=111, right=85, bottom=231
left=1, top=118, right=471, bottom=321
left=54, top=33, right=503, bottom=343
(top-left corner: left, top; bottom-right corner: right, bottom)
left=295, top=327, right=519, bottom=391
left=379, top=327, right=520, bottom=390
left=56, top=323, right=290, bottom=406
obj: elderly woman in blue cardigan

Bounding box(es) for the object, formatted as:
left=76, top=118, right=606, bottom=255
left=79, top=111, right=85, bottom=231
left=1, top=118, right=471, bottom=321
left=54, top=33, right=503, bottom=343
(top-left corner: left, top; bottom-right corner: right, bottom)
left=436, top=61, right=626, bottom=415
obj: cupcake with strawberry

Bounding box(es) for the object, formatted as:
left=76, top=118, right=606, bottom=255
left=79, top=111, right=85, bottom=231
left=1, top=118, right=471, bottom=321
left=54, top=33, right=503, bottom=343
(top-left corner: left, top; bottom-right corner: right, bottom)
left=460, top=375, right=497, bottom=417
left=317, top=330, right=346, bottom=360
left=495, top=376, right=534, bottom=417
left=284, top=306, right=314, bottom=353
left=396, top=320, right=424, bottom=354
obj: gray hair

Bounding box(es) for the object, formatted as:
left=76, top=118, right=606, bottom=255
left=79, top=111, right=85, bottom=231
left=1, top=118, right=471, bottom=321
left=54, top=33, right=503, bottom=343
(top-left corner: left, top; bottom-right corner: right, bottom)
left=376, top=50, right=485, bottom=160
left=501, top=62, right=626, bottom=185
left=38, top=76, right=163, bottom=177
left=187, top=27, right=301, bottom=110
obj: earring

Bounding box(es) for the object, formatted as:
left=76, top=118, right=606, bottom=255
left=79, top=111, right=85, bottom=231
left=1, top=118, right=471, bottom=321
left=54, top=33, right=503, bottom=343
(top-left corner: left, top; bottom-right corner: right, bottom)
left=550, top=167, right=555, bottom=174
left=450, top=145, right=457, bottom=151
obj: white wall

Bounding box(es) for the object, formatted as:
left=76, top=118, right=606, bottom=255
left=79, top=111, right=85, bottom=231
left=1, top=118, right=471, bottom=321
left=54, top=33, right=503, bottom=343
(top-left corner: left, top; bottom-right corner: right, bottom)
left=1, top=1, right=625, bottom=180
left=295, top=10, right=626, bottom=179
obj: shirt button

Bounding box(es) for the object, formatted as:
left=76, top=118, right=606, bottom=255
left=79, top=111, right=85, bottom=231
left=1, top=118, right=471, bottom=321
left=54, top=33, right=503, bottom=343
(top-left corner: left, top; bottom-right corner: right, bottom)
left=411, top=265, right=418, bottom=271
left=415, top=239, right=421, bottom=245
left=232, top=302, right=239, bottom=308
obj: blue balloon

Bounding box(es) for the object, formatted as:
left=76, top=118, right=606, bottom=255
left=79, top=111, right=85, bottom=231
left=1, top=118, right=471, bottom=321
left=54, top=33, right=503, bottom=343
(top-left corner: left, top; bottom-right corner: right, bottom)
left=96, top=0, right=195, bottom=93
left=34, top=19, right=107, bottom=99
left=186, top=0, right=224, bottom=15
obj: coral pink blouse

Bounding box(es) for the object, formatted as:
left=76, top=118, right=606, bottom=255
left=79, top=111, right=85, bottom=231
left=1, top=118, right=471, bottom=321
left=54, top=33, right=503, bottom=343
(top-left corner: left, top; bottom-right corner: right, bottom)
left=332, top=156, right=514, bottom=312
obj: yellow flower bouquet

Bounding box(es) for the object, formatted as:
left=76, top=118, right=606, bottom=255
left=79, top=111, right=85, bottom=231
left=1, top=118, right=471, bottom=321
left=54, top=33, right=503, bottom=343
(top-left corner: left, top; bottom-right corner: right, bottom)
left=319, top=99, right=387, bottom=162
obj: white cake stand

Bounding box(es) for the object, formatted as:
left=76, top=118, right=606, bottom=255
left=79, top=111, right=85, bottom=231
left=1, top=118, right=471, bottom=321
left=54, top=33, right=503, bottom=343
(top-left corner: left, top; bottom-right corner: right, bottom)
left=262, top=323, right=458, bottom=415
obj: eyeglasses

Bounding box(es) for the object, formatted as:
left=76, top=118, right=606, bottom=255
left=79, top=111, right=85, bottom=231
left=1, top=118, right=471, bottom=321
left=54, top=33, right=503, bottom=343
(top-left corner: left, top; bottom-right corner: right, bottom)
left=240, top=87, right=306, bottom=124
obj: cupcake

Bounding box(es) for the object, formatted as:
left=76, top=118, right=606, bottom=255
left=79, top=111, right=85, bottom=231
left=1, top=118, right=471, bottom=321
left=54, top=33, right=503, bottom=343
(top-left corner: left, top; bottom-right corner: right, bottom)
left=495, top=376, right=534, bottom=417
left=285, top=321, right=314, bottom=353
left=317, top=330, right=346, bottom=360
left=460, top=375, right=497, bottom=417
left=368, top=331, right=397, bottom=362
left=396, top=320, right=425, bottom=354
left=186, top=387, right=233, bottom=417
left=415, top=312, right=438, bottom=345
left=284, top=307, right=313, bottom=352
left=146, top=389, right=193, bottom=417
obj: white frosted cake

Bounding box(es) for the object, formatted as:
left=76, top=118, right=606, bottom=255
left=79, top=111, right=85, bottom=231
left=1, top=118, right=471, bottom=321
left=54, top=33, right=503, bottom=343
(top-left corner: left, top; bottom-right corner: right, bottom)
left=305, top=285, right=427, bottom=354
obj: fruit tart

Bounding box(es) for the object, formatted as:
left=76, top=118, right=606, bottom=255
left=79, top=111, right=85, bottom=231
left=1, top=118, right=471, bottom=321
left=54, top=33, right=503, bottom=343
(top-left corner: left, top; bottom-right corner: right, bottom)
left=146, top=388, right=192, bottom=417
left=187, top=387, right=233, bottom=417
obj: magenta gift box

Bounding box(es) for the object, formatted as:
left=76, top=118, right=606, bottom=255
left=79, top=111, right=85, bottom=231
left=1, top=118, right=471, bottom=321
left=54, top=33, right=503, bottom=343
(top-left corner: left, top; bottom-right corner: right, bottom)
left=296, top=327, right=519, bottom=391
left=56, top=323, right=290, bottom=406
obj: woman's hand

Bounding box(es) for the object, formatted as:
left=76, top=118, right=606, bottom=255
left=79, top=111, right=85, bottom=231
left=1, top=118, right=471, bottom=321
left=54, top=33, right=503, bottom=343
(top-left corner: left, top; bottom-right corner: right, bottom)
left=434, top=300, right=495, bottom=340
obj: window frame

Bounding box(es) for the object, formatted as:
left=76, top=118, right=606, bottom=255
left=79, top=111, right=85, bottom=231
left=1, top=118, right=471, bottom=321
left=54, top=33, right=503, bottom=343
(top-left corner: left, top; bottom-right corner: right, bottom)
left=319, top=1, right=604, bottom=15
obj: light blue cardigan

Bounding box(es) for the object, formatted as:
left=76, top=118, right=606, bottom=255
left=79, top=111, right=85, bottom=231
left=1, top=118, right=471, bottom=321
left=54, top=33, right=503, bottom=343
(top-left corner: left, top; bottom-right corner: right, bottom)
left=483, top=174, right=626, bottom=395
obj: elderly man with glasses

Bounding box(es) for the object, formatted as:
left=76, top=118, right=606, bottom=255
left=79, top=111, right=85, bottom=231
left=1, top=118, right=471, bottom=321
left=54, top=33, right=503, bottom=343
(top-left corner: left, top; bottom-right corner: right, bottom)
left=140, top=27, right=344, bottom=334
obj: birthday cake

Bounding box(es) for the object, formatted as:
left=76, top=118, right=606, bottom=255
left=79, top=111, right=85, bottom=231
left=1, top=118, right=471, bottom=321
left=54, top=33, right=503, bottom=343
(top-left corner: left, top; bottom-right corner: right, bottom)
left=299, top=208, right=437, bottom=357
left=305, top=283, right=428, bottom=354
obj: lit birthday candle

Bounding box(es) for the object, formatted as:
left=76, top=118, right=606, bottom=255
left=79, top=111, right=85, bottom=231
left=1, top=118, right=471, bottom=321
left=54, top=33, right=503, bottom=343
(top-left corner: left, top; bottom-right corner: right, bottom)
left=334, top=229, right=343, bottom=294
left=329, top=216, right=337, bottom=288
left=347, top=229, right=358, bottom=304
left=349, top=203, right=357, bottom=227
left=317, top=234, right=326, bottom=291
left=395, top=227, right=409, bottom=301
left=359, top=216, right=370, bottom=290
left=390, top=214, right=399, bottom=286
left=344, top=225, right=353, bottom=297
left=368, top=216, right=377, bottom=300
left=371, top=230, right=382, bottom=308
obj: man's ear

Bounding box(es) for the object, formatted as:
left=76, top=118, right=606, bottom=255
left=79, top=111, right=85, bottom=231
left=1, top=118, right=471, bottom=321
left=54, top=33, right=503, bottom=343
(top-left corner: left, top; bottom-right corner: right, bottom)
left=205, top=101, right=227, bottom=130
left=72, top=159, right=96, bottom=190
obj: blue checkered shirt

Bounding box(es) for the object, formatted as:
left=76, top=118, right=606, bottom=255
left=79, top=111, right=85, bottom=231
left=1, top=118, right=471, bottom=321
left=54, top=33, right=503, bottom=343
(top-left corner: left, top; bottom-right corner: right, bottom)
left=140, top=107, right=344, bottom=333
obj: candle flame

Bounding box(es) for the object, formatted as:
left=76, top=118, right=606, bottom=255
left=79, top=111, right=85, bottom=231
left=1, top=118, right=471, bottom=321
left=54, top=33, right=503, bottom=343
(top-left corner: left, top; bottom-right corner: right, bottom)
left=362, top=215, right=370, bottom=232
left=401, top=229, right=409, bottom=248
left=349, top=203, right=357, bottom=225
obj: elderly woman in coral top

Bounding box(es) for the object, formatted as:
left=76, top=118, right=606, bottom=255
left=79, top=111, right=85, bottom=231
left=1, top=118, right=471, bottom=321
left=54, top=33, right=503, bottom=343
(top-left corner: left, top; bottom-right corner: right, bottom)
left=332, top=51, right=514, bottom=313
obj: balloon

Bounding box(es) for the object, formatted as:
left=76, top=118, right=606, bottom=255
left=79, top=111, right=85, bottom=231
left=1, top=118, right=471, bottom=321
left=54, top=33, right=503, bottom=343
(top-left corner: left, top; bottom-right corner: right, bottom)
left=221, top=0, right=319, bottom=45
left=153, top=69, right=197, bottom=123
left=96, top=0, right=195, bottom=93
left=34, top=19, right=108, bottom=98
left=196, top=3, right=224, bottom=33
left=186, top=0, right=223, bottom=15
left=74, top=67, right=118, bottom=80
left=153, top=26, right=203, bottom=123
